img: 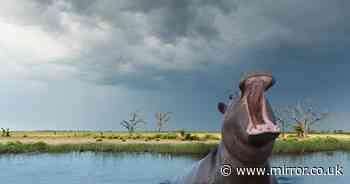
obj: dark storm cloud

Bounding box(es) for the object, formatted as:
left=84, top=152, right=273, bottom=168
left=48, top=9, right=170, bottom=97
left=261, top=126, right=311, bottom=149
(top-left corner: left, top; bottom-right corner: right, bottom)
left=1, top=0, right=350, bottom=131
left=7, top=0, right=350, bottom=91
left=65, top=0, right=238, bottom=42
left=52, top=0, right=349, bottom=89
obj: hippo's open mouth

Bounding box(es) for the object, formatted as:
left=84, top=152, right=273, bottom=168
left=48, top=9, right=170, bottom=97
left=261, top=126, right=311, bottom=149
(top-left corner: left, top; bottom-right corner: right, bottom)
left=243, top=77, right=280, bottom=137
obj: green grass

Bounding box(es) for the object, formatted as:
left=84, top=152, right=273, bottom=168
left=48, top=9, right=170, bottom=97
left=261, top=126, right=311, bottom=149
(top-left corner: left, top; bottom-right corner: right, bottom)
left=273, top=136, right=350, bottom=154
left=2, top=133, right=350, bottom=155
left=0, top=141, right=217, bottom=156
left=1, top=136, right=350, bottom=155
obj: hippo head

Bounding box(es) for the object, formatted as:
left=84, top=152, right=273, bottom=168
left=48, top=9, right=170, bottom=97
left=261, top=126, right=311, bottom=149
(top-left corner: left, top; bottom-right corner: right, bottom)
left=218, top=72, right=279, bottom=165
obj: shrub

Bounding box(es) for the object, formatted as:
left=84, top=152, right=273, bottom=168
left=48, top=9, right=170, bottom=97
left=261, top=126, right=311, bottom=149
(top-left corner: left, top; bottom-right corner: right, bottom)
left=203, top=134, right=220, bottom=140
left=160, top=133, right=178, bottom=140
left=190, top=135, right=200, bottom=141
left=184, top=133, right=191, bottom=140
left=96, top=138, right=103, bottom=142
left=32, top=141, right=48, bottom=151
left=132, top=135, right=142, bottom=139
left=178, top=130, right=186, bottom=137
left=33, top=141, right=47, bottom=146
left=144, top=137, right=151, bottom=142
left=182, top=133, right=200, bottom=141
left=152, top=134, right=162, bottom=139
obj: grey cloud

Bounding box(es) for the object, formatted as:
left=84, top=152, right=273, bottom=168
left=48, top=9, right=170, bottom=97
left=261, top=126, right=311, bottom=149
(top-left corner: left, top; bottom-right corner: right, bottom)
left=65, top=0, right=238, bottom=42
left=4, top=0, right=350, bottom=91
left=1, top=0, right=350, bottom=132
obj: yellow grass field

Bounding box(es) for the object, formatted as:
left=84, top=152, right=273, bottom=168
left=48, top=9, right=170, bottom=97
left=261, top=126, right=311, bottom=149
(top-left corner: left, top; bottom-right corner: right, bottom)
left=7, top=131, right=221, bottom=139
left=1, top=131, right=350, bottom=145
left=1, top=131, right=350, bottom=154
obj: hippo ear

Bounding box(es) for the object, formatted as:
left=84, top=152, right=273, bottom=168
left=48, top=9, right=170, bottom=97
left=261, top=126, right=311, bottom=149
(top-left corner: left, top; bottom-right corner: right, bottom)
left=217, top=102, right=227, bottom=114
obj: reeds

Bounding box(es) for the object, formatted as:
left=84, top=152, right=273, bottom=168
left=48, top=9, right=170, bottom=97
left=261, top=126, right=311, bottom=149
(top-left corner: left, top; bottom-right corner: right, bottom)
left=0, top=141, right=217, bottom=156
left=1, top=136, right=350, bottom=155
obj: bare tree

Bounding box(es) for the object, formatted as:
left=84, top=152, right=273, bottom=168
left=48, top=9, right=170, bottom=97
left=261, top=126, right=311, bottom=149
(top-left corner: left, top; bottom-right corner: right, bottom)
left=1, top=128, right=5, bottom=137
left=155, top=112, right=172, bottom=132
left=5, top=128, right=10, bottom=137
left=120, top=111, right=146, bottom=135
left=274, top=106, right=292, bottom=138
left=0, top=128, right=10, bottom=137
left=286, top=99, right=329, bottom=137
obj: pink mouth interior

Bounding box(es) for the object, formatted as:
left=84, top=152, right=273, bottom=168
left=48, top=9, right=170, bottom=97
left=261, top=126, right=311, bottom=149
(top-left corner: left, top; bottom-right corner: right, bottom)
left=244, top=82, right=279, bottom=135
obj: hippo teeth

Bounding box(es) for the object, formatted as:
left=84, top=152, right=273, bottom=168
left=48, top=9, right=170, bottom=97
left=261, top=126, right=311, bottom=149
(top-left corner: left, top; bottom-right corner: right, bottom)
left=247, top=124, right=280, bottom=135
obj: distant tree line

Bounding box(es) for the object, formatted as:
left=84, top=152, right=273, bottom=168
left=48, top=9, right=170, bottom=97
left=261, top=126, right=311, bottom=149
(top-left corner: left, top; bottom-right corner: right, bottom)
left=1, top=128, right=10, bottom=137
left=118, top=97, right=330, bottom=138
left=274, top=98, right=329, bottom=138
left=120, top=111, right=172, bottom=135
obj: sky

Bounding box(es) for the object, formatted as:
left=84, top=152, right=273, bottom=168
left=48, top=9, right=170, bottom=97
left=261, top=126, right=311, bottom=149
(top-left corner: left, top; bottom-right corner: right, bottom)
left=0, top=0, right=349, bottom=131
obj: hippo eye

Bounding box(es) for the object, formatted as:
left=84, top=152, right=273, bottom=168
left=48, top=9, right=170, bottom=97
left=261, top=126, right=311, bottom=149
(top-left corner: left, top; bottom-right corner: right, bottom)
left=229, top=94, right=233, bottom=100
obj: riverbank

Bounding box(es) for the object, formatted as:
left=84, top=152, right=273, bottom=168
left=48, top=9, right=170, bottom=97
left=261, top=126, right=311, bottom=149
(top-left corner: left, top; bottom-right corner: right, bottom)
left=1, top=133, right=350, bottom=155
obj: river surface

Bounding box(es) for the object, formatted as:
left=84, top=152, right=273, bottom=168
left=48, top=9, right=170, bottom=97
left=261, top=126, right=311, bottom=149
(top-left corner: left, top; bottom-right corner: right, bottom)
left=0, top=151, right=348, bottom=184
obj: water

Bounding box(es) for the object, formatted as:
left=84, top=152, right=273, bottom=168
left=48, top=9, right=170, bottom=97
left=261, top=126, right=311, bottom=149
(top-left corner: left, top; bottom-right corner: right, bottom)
left=0, top=152, right=348, bottom=184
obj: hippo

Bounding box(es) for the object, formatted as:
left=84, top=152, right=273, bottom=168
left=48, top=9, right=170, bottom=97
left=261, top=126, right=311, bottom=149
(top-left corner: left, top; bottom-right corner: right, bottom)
left=177, top=72, right=280, bottom=184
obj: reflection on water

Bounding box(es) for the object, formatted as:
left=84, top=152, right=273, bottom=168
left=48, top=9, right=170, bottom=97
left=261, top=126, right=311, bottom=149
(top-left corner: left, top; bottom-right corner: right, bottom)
left=0, top=151, right=348, bottom=184
left=271, top=152, right=349, bottom=184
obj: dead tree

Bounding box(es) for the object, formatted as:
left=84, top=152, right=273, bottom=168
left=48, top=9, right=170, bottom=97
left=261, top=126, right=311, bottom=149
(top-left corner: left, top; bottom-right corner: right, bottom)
left=120, top=111, right=146, bottom=135
left=287, top=99, right=329, bottom=138
left=155, top=112, right=172, bottom=132
left=1, top=128, right=5, bottom=137
left=5, top=128, right=10, bottom=137
left=274, top=106, right=291, bottom=138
